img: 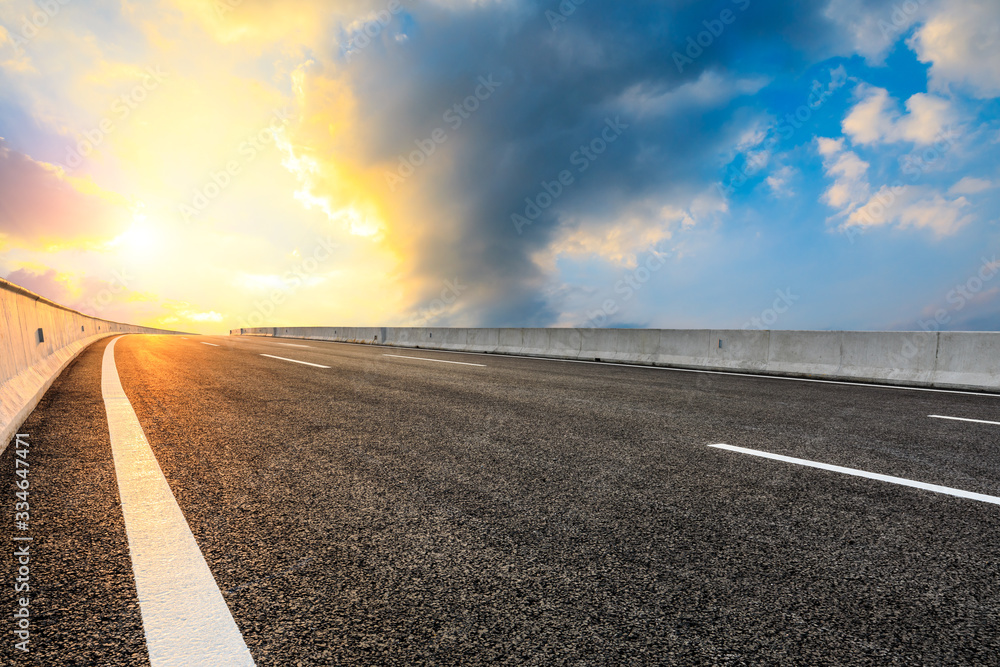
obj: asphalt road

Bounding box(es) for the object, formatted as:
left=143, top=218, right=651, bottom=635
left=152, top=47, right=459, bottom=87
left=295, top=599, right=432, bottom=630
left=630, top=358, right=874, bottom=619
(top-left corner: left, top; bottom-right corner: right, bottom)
left=3, top=333, right=1000, bottom=665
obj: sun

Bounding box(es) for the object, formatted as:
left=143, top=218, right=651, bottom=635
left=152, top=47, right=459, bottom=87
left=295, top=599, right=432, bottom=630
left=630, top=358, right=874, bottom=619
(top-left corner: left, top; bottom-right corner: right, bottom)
left=109, top=210, right=162, bottom=256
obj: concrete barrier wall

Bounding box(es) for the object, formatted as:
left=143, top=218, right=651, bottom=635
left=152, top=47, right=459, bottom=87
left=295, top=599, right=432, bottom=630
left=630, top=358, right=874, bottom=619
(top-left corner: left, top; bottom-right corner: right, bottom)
left=935, top=332, right=1000, bottom=389
left=230, top=326, right=1000, bottom=393
left=1, top=278, right=180, bottom=450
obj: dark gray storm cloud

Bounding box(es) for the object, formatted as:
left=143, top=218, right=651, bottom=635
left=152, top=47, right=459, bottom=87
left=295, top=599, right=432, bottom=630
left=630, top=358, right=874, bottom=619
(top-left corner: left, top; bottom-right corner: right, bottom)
left=332, top=0, right=894, bottom=325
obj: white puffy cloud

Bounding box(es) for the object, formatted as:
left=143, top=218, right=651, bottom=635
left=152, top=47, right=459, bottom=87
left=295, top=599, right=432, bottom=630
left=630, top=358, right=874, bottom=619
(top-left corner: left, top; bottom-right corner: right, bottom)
left=842, top=85, right=957, bottom=145
left=539, top=187, right=726, bottom=269
left=824, top=0, right=932, bottom=64
left=844, top=185, right=974, bottom=237
left=909, top=0, right=1000, bottom=99
left=894, top=193, right=974, bottom=236
left=815, top=137, right=973, bottom=238
left=949, top=176, right=994, bottom=195
left=766, top=165, right=796, bottom=198
left=817, top=137, right=871, bottom=214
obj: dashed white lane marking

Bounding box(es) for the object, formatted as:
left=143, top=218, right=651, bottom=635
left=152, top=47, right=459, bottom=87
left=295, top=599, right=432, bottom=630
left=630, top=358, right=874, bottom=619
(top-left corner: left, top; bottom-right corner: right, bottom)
left=287, top=339, right=999, bottom=398
left=929, top=414, right=1000, bottom=426
left=180, top=337, right=189, bottom=340
left=276, top=343, right=313, bottom=348
left=201, top=342, right=220, bottom=347
left=709, top=443, right=1000, bottom=506
left=101, top=337, right=256, bottom=666
left=260, top=354, right=331, bottom=369
left=383, top=354, right=486, bottom=367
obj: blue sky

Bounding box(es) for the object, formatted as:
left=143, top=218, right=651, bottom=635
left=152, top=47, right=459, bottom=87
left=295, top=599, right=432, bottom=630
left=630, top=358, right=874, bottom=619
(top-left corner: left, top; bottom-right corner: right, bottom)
left=521, top=0, right=1000, bottom=332
left=0, top=0, right=998, bottom=333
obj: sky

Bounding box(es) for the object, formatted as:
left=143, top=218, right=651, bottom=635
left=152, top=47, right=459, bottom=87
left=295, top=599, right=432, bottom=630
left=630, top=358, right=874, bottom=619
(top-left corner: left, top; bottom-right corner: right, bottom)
left=1, top=0, right=998, bottom=335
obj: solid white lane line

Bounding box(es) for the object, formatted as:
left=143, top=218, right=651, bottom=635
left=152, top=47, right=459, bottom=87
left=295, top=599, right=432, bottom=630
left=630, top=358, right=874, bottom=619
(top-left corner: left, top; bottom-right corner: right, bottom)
left=101, top=337, right=256, bottom=666
left=276, top=343, right=313, bottom=348
left=383, top=354, right=486, bottom=367
left=201, top=342, right=220, bottom=347
left=709, top=443, right=1000, bottom=506
left=929, top=414, right=1000, bottom=426
left=259, top=354, right=331, bottom=369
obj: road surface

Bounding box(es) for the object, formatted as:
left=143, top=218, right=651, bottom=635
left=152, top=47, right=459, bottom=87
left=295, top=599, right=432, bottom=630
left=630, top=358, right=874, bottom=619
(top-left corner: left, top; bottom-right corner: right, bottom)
left=3, top=334, right=1000, bottom=665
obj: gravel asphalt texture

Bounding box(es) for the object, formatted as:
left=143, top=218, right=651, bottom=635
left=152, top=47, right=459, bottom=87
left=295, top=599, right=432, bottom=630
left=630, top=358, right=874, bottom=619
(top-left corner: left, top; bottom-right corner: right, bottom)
left=3, top=333, right=1000, bottom=665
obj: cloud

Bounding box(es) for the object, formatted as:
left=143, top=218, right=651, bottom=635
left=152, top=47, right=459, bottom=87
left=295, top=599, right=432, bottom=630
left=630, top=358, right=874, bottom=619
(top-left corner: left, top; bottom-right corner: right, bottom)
left=541, top=187, right=726, bottom=269
left=0, top=138, right=131, bottom=247
left=274, top=0, right=874, bottom=325
left=766, top=165, right=797, bottom=197
left=949, top=175, right=994, bottom=195
left=844, top=185, right=974, bottom=237
left=909, top=0, right=1000, bottom=99
left=817, top=137, right=871, bottom=214
left=615, top=70, right=770, bottom=119
left=2, top=265, right=227, bottom=331
left=842, top=85, right=957, bottom=145
left=0, top=23, right=33, bottom=73
left=167, top=0, right=338, bottom=47
left=3, top=265, right=136, bottom=319
left=3, top=267, right=74, bottom=303
left=893, top=193, right=974, bottom=236
left=823, top=0, right=933, bottom=64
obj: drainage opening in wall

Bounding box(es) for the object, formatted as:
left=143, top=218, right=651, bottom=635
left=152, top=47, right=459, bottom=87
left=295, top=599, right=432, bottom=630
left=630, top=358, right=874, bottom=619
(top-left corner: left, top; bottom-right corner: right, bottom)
left=36, top=328, right=44, bottom=343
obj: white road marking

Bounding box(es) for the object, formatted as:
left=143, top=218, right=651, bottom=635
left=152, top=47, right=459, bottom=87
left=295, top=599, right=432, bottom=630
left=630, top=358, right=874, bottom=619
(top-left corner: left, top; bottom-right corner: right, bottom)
left=383, top=354, right=486, bottom=367
left=276, top=343, right=313, bottom=348
left=929, top=414, right=1000, bottom=426
left=101, top=337, right=256, bottom=666
left=180, top=337, right=189, bottom=339
left=709, top=443, right=1000, bottom=506
left=201, top=342, right=220, bottom=347
left=260, top=354, right=331, bottom=369
left=291, top=340, right=999, bottom=398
